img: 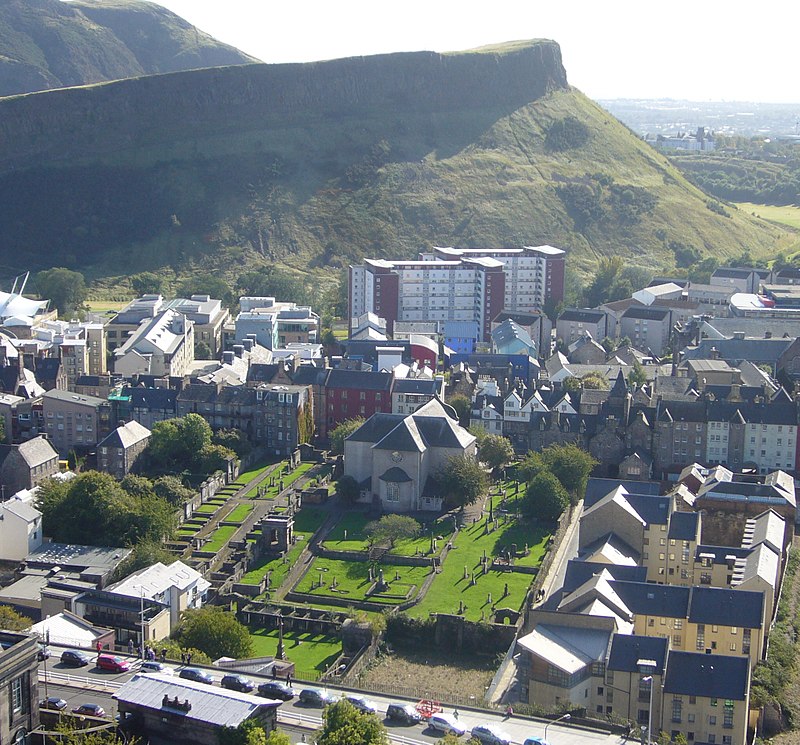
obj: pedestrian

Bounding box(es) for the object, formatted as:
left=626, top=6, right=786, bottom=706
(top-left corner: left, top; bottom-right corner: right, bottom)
left=161, top=648, right=167, bottom=663
left=187, top=652, right=192, bottom=665
left=286, top=672, right=291, bottom=685
left=137, top=645, right=142, bottom=659
left=181, top=652, right=186, bottom=665
left=271, top=665, right=277, bottom=679
left=96, top=641, right=102, bottom=654
left=453, top=708, right=459, bottom=720
left=127, top=639, right=134, bottom=655
left=505, top=705, right=513, bottom=718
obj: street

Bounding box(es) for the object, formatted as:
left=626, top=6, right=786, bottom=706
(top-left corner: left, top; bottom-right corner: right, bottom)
left=38, top=646, right=624, bottom=745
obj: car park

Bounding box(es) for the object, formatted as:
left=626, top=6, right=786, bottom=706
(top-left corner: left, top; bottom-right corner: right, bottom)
left=179, top=667, right=215, bottom=685
left=140, top=661, right=173, bottom=675
left=298, top=688, right=338, bottom=707
left=471, top=723, right=512, bottom=745
left=96, top=654, right=131, bottom=672
left=220, top=674, right=255, bottom=692
left=428, top=713, right=466, bottom=737
left=385, top=702, right=423, bottom=725
left=60, top=649, right=92, bottom=667
left=73, top=703, right=106, bottom=718
left=344, top=694, right=377, bottom=714
left=257, top=681, right=296, bottom=701
left=39, top=697, right=67, bottom=711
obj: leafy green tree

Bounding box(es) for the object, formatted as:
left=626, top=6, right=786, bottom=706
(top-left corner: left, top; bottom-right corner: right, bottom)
left=522, top=471, right=569, bottom=521
left=213, top=429, right=252, bottom=459
left=236, top=268, right=310, bottom=306
left=198, top=444, right=236, bottom=474
left=541, top=443, right=598, bottom=501
left=120, top=474, right=156, bottom=501
left=446, top=394, right=471, bottom=427
left=364, top=515, right=421, bottom=548
left=477, top=434, right=515, bottom=470
left=516, top=451, right=545, bottom=483
left=153, top=475, right=195, bottom=505
left=155, top=638, right=211, bottom=665
left=437, top=455, right=488, bottom=508
left=148, top=414, right=232, bottom=477
left=34, top=267, right=87, bottom=316
left=316, top=699, right=389, bottom=745
left=219, top=720, right=289, bottom=745
left=177, top=606, right=253, bottom=660
left=130, top=272, right=164, bottom=296
left=334, top=475, right=360, bottom=504
left=563, top=376, right=582, bottom=392
left=580, top=372, right=608, bottom=390
left=111, top=541, right=176, bottom=582
left=545, top=116, right=591, bottom=151
left=177, top=274, right=233, bottom=306
left=0, top=604, right=32, bottom=630
left=628, top=359, right=647, bottom=387
left=329, top=417, right=365, bottom=454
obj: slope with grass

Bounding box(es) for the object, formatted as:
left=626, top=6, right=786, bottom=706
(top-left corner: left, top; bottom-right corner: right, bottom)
left=0, top=40, right=787, bottom=289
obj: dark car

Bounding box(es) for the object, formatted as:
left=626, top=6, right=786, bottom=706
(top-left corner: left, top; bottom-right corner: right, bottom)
left=298, top=688, right=338, bottom=707
left=220, top=674, right=255, bottom=693
left=39, top=697, right=67, bottom=711
left=37, top=644, right=50, bottom=661
left=60, top=649, right=92, bottom=667
left=72, top=703, right=106, bottom=718
left=344, top=694, right=377, bottom=714
left=257, top=681, right=296, bottom=701
left=179, top=667, right=215, bottom=685
left=386, top=702, right=422, bottom=725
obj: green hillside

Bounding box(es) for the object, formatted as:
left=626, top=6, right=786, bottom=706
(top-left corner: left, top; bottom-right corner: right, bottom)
left=0, top=40, right=789, bottom=294
left=0, top=0, right=257, bottom=97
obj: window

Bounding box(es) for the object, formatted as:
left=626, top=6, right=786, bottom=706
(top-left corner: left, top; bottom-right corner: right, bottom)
left=724, top=701, right=734, bottom=728
left=11, top=675, right=24, bottom=713
left=688, top=713, right=696, bottom=722
left=386, top=483, right=400, bottom=502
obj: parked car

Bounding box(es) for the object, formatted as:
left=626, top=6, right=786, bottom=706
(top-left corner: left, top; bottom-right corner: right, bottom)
left=60, top=649, right=91, bottom=667
left=523, top=738, right=549, bottom=745
left=298, top=688, right=338, bottom=707
left=221, top=674, right=255, bottom=693
left=72, top=703, right=106, bottom=718
left=39, top=697, right=67, bottom=711
left=37, top=644, right=50, bottom=661
left=471, top=723, right=512, bottom=745
left=385, top=702, right=422, bottom=725
left=344, top=694, right=378, bottom=714
left=428, top=713, right=466, bottom=737
left=96, top=654, right=131, bottom=673
left=257, top=681, right=295, bottom=701
left=179, top=667, right=214, bottom=685
left=140, top=661, right=173, bottom=675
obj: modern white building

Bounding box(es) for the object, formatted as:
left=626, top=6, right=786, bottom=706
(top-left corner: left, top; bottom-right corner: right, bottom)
left=235, top=297, right=319, bottom=350
left=113, top=309, right=195, bottom=378
left=0, top=497, right=42, bottom=561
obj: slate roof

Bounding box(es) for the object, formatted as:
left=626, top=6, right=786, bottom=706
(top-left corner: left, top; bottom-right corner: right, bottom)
left=688, top=586, right=764, bottom=628
left=516, top=624, right=612, bottom=675
left=607, top=634, right=668, bottom=674
left=561, top=560, right=647, bottom=595
left=668, top=511, right=700, bottom=541
left=114, top=672, right=280, bottom=728
left=584, top=478, right=660, bottom=508
left=393, top=378, right=438, bottom=395
left=683, top=338, right=794, bottom=364
left=379, top=467, right=413, bottom=483
left=374, top=419, right=425, bottom=453
left=609, top=581, right=691, bottom=619
left=558, top=308, right=606, bottom=323
left=492, top=319, right=535, bottom=350
left=15, top=436, right=58, bottom=467
left=325, top=369, right=393, bottom=391
left=124, top=387, right=178, bottom=412
left=663, top=651, right=749, bottom=700
left=98, top=420, right=151, bottom=450
left=622, top=305, right=671, bottom=321
left=695, top=545, right=751, bottom=565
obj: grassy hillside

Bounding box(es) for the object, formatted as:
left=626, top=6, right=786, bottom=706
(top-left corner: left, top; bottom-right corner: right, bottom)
left=0, top=0, right=256, bottom=97
left=0, top=42, right=789, bottom=295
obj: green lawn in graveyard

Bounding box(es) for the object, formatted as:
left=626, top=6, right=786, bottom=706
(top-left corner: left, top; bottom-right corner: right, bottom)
left=177, top=527, right=198, bottom=537
left=248, top=628, right=341, bottom=675
left=295, top=557, right=430, bottom=605
left=239, top=508, right=326, bottom=586
left=225, top=503, right=254, bottom=524
left=203, top=525, right=238, bottom=552
left=194, top=503, right=221, bottom=515
left=245, top=462, right=315, bottom=499
left=322, top=511, right=455, bottom=556
left=408, top=516, right=551, bottom=621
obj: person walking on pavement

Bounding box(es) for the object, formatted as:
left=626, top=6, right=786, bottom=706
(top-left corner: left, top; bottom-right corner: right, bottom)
left=453, top=708, right=459, bottom=720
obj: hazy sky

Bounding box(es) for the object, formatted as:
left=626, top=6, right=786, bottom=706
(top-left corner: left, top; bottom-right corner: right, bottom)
left=153, top=0, right=798, bottom=104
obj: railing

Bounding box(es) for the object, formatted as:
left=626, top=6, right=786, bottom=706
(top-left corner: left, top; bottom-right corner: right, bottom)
left=42, top=670, right=123, bottom=693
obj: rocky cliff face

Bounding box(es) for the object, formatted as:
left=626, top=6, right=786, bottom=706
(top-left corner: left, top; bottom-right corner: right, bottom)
left=0, top=40, right=567, bottom=172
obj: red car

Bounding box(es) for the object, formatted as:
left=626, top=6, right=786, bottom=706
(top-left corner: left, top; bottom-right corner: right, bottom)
left=96, top=654, right=130, bottom=672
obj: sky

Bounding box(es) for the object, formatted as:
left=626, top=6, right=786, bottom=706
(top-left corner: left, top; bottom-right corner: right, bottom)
left=153, top=0, right=799, bottom=104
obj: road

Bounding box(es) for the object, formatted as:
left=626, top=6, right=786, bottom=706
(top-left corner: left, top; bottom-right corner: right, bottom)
left=39, top=646, right=624, bottom=745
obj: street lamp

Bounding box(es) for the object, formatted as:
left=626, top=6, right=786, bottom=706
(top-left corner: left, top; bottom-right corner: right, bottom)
left=138, top=585, right=146, bottom=660
left=544, top=712, right=571, bottom=741
left=642, top=675, right=654, bottom=745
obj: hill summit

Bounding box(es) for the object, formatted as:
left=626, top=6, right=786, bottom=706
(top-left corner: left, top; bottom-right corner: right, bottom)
left=0, top=0, right=258, bottom=97
left=0, top=39, right=789, bottom=288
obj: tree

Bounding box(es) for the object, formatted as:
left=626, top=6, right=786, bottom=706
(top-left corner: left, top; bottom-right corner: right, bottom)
left=219, top=720, right=290, bottom=745
left=477, top=434, right=515, bottom=470
left=130, top=272, right=164, bottom=296
left=437, top=455, right=488, bottom=508
left=522, top=471, right=569, bottom=521
left=213, top=429, right=252, bottom=459
left=364, top=515, right=421, bottom=548
left=329, top=418, right=365, bottom=454
left=236, top=268, right=310, bottom=306
left=316, top=699, right=389, bottom=745
left=177, top=274, right=233, bottom=306
left=516, top=451, right=545, bottom=483
left=0, top=604, right=32, bottom=630
left=580, top=372, right=608, bottom=390
left=198, top=443, right=236, bottom=474
left=628, top=359, right=647, bottom=387
left=120, top=474, right=156, bottom=501
left=34, top=267, right=87, bottom=316
left=447, top=394, right=471, bottom=427
left=111, top=541, right=176, bottom=582
left=334, top=475, right=360, bottom=504
left=541, top=443, right=598, bottom=501
left=148, top=414, right=231, bottom=477
left=153, top=475, right=195, bottom=505
left=177, top=606, right=253, bottom=660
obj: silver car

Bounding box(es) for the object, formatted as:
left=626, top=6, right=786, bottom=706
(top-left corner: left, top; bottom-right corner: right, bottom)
left=428, top=713, right=466, bottom=736
left=471, top=723, right=512, bottom=745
